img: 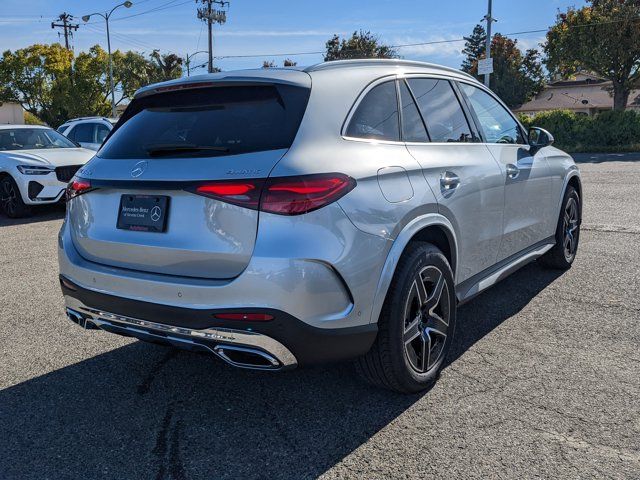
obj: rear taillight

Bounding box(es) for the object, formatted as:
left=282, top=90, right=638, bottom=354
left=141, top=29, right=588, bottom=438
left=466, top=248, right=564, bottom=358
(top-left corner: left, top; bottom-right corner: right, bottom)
left=194, top=181, right=263, bottom=210
left=192, top=173, right=355, bottom=215
left=262, top=174, right=355, bottom=215
left=66, top=177, right=94, bottom=200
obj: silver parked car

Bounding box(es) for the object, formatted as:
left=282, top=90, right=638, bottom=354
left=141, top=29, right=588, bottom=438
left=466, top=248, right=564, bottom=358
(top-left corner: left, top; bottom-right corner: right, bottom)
left=59, top=60, right=582, bottom=393
left=57, top=117, right=117, bottom=151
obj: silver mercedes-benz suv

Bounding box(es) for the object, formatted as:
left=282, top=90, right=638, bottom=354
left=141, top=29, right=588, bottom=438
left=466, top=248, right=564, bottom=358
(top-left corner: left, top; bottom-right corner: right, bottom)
left=59, top=59, right=582, bottom=393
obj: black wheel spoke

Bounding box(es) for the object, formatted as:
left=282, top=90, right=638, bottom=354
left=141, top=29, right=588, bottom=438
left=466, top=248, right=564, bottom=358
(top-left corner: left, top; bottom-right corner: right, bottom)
left=404, top=316, right=421, bottom=344
left=425, top=272, right=445, bottom=311
left=420, top=335, right=429, bottom=372
left=413, top=276, right=428, bottom=305
left=425, top=311, right=448, bottom=331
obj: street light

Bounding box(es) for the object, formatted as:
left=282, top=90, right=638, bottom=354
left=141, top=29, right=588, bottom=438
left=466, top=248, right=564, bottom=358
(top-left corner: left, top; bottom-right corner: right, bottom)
left=185, top=50, right=208, bottom=77
left=82, top=1, right=133, bottom=118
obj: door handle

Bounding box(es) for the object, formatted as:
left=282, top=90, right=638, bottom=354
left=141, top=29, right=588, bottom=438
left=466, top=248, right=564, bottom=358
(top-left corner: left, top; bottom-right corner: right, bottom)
left=506, top=164, right=520, bottom=179
left=440, top=171, right=460, bottom=190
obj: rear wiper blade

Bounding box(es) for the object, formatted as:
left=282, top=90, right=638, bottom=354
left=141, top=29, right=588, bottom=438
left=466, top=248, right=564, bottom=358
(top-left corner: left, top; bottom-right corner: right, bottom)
left=145, top=144, right=230, bottom=157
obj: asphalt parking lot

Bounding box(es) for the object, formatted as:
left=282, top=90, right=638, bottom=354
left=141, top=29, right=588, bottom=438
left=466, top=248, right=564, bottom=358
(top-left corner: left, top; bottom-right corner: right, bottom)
left=0, top=158, right=638, bottom=480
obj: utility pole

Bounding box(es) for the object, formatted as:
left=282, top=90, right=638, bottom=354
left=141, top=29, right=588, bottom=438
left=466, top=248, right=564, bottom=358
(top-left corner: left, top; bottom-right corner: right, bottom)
left=196, top=0, right=229, bottom=73
left=483, top=0, right=496, bottom=87
left=51, top=13, right=79, bottom=50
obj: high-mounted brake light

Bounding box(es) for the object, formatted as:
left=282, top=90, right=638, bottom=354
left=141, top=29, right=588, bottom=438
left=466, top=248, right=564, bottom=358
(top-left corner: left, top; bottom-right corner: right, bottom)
left=66, top=177, right=94, bottom=200
left=191, top=174, right=356, bottom=216
left=154, top=81, right=217, bottom=93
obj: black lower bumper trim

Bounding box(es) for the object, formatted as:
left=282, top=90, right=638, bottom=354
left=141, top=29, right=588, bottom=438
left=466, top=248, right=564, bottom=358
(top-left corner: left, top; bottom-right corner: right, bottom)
left=60, top=275, right=377, bottom=366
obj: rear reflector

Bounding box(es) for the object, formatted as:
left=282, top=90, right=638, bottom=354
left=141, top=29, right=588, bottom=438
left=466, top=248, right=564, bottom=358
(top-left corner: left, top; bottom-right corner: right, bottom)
left=191, top=173, right=355, bottom=215
left=214, top=313, right=275, bottom=322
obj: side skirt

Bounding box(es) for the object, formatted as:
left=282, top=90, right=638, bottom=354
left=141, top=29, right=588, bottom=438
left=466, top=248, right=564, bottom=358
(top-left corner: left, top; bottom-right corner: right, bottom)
left=456, top=237, right=555, bottom=305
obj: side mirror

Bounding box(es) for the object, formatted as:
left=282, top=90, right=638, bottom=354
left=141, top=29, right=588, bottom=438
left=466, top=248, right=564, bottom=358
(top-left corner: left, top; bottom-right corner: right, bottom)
left=528, top=127, right=554, bottom=149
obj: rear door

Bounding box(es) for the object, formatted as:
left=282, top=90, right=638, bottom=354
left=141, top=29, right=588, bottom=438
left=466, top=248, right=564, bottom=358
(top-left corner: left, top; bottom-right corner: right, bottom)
left=457, top=82, right=553, bottom=261
left=68, top=81, right=311, bottom=279
left=402, top=76, right=505, bottom=283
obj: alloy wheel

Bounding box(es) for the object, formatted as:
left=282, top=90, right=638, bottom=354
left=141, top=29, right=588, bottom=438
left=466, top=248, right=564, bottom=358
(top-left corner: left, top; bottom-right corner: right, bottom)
left=563, top=197, right=579, bottom=261
left=1, top=180, right=17, bottom=217
left=403, top=265, right=451, bottom=374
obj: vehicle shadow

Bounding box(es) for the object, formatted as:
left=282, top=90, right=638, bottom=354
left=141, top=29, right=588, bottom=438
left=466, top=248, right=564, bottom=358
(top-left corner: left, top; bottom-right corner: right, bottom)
left=0, top=203, right=65, bottom=227
left=0, top=262, right=564, bottom=480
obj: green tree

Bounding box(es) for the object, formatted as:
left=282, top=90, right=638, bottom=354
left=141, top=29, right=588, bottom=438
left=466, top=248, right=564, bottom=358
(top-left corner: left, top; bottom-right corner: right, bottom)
left=489, top=34, right=545, bottom=108
left=545, top=0, right=640, bottom=110
left=149, top=50, right=183, bottom=81
left=461, top=24, right=486, bottom=73
left=0, top=43, right=73, bottom=126
left=460, top=26, right=545, bottom=109
left=324, top=30, right=398, bottom=61
left=0, top=43, right=184, bottom=126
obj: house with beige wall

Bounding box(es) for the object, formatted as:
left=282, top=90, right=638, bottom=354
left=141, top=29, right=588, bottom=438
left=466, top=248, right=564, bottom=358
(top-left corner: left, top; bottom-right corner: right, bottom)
left=0, top=102, right=24, bottom=124
left=515, top=72, right=640, bottom=117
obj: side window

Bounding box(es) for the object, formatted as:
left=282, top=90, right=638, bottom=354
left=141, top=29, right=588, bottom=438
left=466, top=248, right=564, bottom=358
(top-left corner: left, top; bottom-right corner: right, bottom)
left=95, top=124, right=110, bottom=144
left=70, top=123, right=94, bottom=143
left=407, top=78, right=474, bottom=143
left=459, top=83, right=525, bottom=144
left=346, top=81, right=399, bottom=141
left=399, top=80, right=429, bottom=142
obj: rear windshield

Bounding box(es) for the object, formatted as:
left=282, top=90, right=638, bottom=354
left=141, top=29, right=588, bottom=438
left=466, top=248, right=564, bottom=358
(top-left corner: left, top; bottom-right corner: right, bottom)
left=98, top=84, right=310, bottom=159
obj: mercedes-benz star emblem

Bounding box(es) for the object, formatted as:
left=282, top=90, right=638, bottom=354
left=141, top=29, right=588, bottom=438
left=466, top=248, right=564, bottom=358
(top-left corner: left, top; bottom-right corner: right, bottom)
left=150, top=206, right=162, bottom=222
left=131, top=161, right=148, bottom=178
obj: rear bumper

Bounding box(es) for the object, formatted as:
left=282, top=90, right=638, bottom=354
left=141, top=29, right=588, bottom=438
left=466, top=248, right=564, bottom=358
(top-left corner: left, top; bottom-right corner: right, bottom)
left=61, top=276, right=377, bottom=366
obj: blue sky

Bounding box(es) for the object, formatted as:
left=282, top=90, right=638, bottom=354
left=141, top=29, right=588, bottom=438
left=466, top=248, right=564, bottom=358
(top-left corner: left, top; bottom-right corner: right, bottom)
left=0, top=0, right=587, bottom=74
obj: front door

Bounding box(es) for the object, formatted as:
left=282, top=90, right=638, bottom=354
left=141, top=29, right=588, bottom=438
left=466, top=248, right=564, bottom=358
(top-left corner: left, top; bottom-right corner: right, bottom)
left=458, top=82, right=553, bottom=262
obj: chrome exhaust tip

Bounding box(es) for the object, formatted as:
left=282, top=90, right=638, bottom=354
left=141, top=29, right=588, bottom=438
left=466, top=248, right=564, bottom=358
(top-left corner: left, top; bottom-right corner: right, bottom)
left=66, top=308, right=98, bottom=330
left=214, top=345, right=281, bottom=370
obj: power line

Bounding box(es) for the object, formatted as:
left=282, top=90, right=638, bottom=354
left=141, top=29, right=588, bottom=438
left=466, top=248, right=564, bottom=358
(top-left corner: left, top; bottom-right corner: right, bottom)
left=211, top=18, right=640, bottom=60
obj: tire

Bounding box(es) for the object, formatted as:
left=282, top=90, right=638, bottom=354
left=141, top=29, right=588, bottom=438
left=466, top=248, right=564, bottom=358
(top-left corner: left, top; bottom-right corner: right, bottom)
left=0, top=176, right=31, bottom=218
left=356, top=242, right=457, bottom=393
left=539, top=185, right=580, bottom=270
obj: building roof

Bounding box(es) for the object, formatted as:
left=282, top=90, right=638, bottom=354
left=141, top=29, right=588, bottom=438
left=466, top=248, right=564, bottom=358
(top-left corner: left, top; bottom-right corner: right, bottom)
left=516, top=71, right=640, bottom=112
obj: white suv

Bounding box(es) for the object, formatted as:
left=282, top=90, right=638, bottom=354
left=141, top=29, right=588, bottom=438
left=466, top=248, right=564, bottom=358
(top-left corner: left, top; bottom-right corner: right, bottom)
left=58, top=117, right=117, bottom=151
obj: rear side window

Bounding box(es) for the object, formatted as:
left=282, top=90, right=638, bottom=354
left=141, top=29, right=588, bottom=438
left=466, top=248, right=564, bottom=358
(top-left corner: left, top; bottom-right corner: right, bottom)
left=459, top=83, right=525, bottom=144
left=407, top=79, right=474, bottom=143
left=68, top=123, right=94, bottom=143
left=399, top=80, right=429, bottom=142
left=99, top=84, right=310, bottom=159
left=346, top=81, right=399, bottom=142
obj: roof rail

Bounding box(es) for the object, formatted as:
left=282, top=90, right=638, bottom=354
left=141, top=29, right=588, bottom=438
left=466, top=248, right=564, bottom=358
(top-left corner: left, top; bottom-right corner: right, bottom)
left=62, top=116, right=114, bottom=123
left=304, top=59, right=476, bottom=80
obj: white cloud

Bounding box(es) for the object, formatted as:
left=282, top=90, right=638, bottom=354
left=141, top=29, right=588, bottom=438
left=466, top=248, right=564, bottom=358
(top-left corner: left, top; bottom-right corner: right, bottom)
left=391, top=35, right=466, bottom=59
